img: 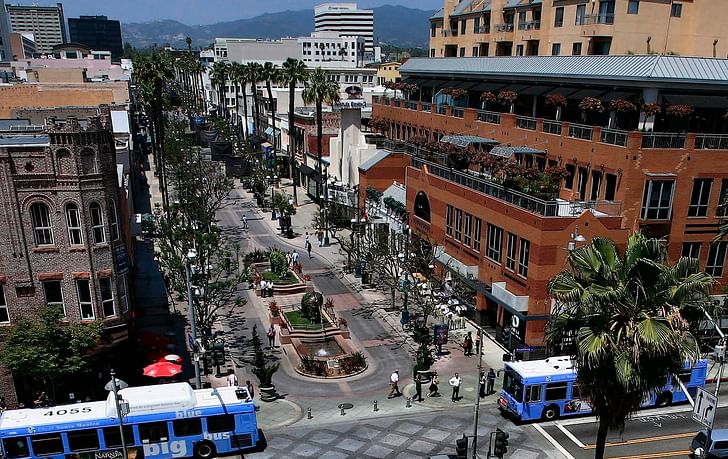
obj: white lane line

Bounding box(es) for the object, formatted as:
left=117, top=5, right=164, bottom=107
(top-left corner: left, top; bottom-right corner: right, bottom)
left=554, top=399, right=728, bottom=427
left=555, top=421, right=586, bottom=448
left=533, top=423, right=576, bottom=459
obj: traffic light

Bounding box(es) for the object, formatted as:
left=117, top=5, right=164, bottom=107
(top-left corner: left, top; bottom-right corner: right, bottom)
left=203, top=350, right=214, bottom=375
left=455, top=434, right=468, bottom=459
left=212, top=341, right=226, bottom=367
left=493, top=429, right=509, bottom=458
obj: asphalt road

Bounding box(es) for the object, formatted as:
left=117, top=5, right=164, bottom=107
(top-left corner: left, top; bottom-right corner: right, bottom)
left=534, top=398, right=728, bottom=459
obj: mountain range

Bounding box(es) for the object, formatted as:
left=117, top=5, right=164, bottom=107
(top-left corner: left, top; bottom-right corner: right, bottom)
left=122, top=5, right=435, bottom=50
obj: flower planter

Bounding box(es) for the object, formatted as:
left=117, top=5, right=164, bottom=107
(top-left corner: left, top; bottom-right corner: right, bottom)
left=259, top=385, right=278, bottom=402
left=417, top=369, right=432, bottom=384
left=269, top=314, right=281, bottom=326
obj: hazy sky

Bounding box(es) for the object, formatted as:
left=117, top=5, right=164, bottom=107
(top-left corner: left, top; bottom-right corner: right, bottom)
left=13, top=0, right=442, bottom=24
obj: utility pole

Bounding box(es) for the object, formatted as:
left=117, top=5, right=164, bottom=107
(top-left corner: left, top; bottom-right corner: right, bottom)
left=471, top=326, right=485, bottom=458
left=186, top=249, right=202, bottom=389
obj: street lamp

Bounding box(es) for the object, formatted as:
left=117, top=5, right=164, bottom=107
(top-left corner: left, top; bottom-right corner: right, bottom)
left=398, top=251, right=410, bottom=327
left=185, top=248, right=202, bottom=388
left=567, top=225, right=587, bottom=252
left=105, top=370, right=129, bottom=459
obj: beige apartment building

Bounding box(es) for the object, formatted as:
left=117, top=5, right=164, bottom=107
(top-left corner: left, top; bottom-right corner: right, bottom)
left=430, top=0, right=728, bottom=58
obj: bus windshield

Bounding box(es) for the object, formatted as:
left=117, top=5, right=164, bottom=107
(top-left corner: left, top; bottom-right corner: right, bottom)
left=503, top=369, right=524, bottom=402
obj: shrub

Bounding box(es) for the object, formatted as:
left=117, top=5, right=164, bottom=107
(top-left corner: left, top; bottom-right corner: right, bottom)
left=301, top=291, right=323, bottom=322
left=269, top=249, right=288, bottom=277
left=480, top=91, right=497, bottom=102
left=338, top=317, right=348, bottom=328
left=269, top=301, right=279, bottom=317
left=497, top=90, right=518, bottom=105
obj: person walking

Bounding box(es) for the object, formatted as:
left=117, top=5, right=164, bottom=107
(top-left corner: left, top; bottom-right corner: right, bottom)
left=292, top=250, right=300, bottom=265
left=414, top=374, right=424, bottom=402
left=306, top=240, right=313, bottom=258
left=246, top=380, right=255, bottom=399
left=226, top=369, right=239, bottom=387
left=388, top=369, right=401, bottom=398
left=267, top=325, right=276, bottom=348
left=463, top=331, right=473, bottom=356
left=242, top=215, right=248, bottom=229
left=486, top=368, right=497, bottom=395
left=479, top=372, right=486, bottom=398
left=449, top=372, right=463, bottom=402
left=428, top=372, right=441, bottom=397
left=475, top=332, right=482, bottom=355
left=305, top=232, right=310, bottom=248
left=318, top=231, right=324, bottom=247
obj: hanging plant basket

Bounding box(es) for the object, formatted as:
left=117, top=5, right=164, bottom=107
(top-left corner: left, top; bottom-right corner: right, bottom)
left=545, top=94, right=567, bottom=108
left=579, top=97, right=605, bottom=113
left=665, top=104, right=694, bottom=118
left=608, top=99, right=637, bottom=113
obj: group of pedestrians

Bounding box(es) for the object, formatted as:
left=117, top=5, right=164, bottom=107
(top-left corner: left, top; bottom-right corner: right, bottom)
left=388, top=369, right=496, bottom=402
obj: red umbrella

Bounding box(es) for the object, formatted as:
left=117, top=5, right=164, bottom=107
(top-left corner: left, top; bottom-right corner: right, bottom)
left=143, top=361, right=183, bottom=378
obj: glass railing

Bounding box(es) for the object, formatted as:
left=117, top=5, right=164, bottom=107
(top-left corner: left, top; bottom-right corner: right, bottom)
left=583, top=13, right=615, bottom=25
left=515, top=115, right=537, bottom=131
left=421, top=103, right=432, bottom=112
left=542, top=120, right=562, bottom=135
left=517, top=20, right=541, bottom=30
left=476, top=110, right=501, bottom=124
left=405, top=101, right=418, bottom=110
left=600, top=128, right=629, bottom=147
left=641, top=133, right=686, bottom=149
left=436, top=106, right=448, bottom=115
left=452, top=108, right=464, bottom=118
left=695, top=134, right=728, bottom=150
left=475, top=26, right=490, bottom=33
left=568, top=123, right=593, bottom=141
left=495, top=23, right=514, bottom=32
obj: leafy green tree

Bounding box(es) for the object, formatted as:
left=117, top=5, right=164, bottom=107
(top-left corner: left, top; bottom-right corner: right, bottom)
left=281, top=58, right=309, bottom=206
left=269, top=249, right=288, bottom=277
left=547, top=233, right=717, bottom=459
left=0, top=306, right=102, bottom=399
left=249, top=324, right=279, bottom=387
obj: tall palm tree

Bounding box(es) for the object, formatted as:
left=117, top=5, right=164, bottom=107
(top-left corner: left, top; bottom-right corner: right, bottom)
left=248, top=62, right=264, bottom=137
left=547, top=233, right=716, bottom=459
left=281, top=58, right=308, bottom=206
left=209, top=61, right=229, bottom=118
left=228, top=62, right=242, bottom=134
left=302, top=67, right=340, bottom=243
left=260, top=62, right=281, bottom=164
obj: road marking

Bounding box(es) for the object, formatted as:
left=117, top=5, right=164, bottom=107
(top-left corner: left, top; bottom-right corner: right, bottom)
left=607, top=450, right=691, bottom=459
left=583, top=431, right=696, bottom=449
left=532, top=423, right=575, bottom=459
left=555, top=421, right=585, bottom=448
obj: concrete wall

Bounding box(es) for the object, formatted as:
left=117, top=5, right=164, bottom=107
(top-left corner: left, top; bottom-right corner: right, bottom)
left=0, top=83, right=129, bottom=117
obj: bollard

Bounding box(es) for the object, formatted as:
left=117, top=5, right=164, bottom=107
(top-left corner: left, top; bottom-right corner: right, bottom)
left=373, top=400, right=379, bottom=412
left=406, top=397, right=412, bottom=408
left=307, top=407, right=312, bottom=420
left=340, top=405, right=346, bottom=416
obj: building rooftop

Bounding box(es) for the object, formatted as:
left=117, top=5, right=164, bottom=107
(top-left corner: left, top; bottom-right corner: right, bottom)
left=441, top=134, right=499, bottom=147
left=400, top=55, right=728, bottom=86
left=359, top=149, right=390, bottom=172
left=0, top=134, right=50, bottom=146
left=430, top=8, right=444, bottom=19
left=451, top=0, right=491, bottom=17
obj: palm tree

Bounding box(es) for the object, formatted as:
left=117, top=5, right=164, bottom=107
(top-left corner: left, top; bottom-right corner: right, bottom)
left=209, top=61, right=229, bottom=118
left=261, top=62, right=280, bottom=153
left=281, top=58, right=308, bottom=206
left=248, top=62, right=263, bottom=137
left=302, top=67, right=340, bottom=243
left=547, top=233, right=715, bottom=459
left=185, top=36, right=192, bottom=51
left=228, top=62, right=242, bottom=135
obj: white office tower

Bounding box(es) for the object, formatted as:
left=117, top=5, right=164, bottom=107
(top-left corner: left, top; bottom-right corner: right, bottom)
left=314, top=3, right=373, bottom=54
left=0, top=0, right=11, bottom=61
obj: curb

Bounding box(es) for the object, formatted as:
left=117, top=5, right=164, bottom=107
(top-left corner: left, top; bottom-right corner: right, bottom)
left=706, top=377, right=728, bottom=384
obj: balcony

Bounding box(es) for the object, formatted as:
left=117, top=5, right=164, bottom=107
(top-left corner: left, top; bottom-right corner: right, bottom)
left=695, top=134, right=728, bottom=150
left=582, top=13, right=615, bottom=25
left=410, top=156, right=622, bottom=218
left=641, top=133, right=686, bottom=149
left=452, top=107, right=464, bottom=118
left=436, top=105, right=448, bottom=115
left=405, top=101, right=418, bottom=110
left=475, top=26, right=490, bottom=34
left=600, top=128, right=629, bottom=147
left=392, top=99, right=401, bottom=108
left=495, top=23, right=514, bottom=32
left=515, top=115, right=537, bottom=131
left=517, top=20, right=541, bottom=31
left=568, top=123, right=593, bottom=141
left=442, top=29, right=458, bottom=37
left=421, top=102, right=432, bottom=112
left=542, top=120, right=562, bottom=135
left=476, top=110, right=501, bottom=124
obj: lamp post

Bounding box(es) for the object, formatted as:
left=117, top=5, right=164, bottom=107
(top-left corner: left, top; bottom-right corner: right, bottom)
left=323, top=166, right=330, bottom=246
left=567, top=224, right=586, bottom=252
left=186, top=248, right=202, bottom=389
left=105, top=370, right=129, bottom=459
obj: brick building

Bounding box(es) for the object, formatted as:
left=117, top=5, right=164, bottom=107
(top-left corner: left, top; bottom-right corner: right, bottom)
left=370, top=55, right=728, bottom=356
left=0, top=108, right=131, bottom=404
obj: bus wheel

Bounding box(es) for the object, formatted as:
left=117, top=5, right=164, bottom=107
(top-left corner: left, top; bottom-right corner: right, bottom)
left=194, top=440, right=217, bottom=459
left=542, top=405, right=560, bottom=421
left=656, top=392, right=672, bottom=407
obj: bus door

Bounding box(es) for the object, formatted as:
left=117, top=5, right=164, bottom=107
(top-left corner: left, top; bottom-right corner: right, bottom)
left=523, top=383, right=543, bottom=420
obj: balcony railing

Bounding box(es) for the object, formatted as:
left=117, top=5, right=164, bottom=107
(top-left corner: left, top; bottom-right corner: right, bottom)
left=452, top=107, right=464, bottom=118
left=568, top=123, right=593, bottom=141
left=477, top=110, right=501, bottom=124
left=515, top=115, right=537, bottom=131
left=421, top=102, right=431, bottom=112
left=410, top=156, right=621, bottom=218
left=600, top=128, right=629, bottom=147
left=442, top=29, right=458, bottom=37
left=542, top=120, right=562, bottom=135
left=382, top=97, right=390, bottom=106
left=641, top=133, right=686, bottom=149
left=392, top=99, right=401, bottom=108
left=695, top=134, right=728, bottom=150
left=517, top=20, right=541, bottom=30
left=436, top=105, right=448, bottom=115
left=405, top=101, right=418, bottom=110
left=495, top=23, right=514, bottom=32
left=582, top=13, right=615, bottom=25
left=475, top=26, right=490, bottom=33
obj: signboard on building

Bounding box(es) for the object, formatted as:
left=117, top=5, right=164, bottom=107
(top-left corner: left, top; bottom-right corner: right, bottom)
left=114, top=244, right=129, bottom=274
left=434, top=324, right=449, bottom=345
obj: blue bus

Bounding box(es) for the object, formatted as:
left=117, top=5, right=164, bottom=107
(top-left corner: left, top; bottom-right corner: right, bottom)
left=0, top=382, right=259, bottom=459
left=498, top=356, right=708, bottom=422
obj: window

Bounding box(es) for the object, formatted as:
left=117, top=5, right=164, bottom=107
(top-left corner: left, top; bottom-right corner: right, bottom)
left=575, top=4, right=586, bottom=25
left=102, top=426, right=134, bottom=448
left=139, top=422, right=169, bottom=443
left=0, top=285, right=8, bottom=323
left=42, top=281, right=64, bottom=316
left=30, top=202, right=54, bottom=245
left=572, top=42, right=582, bottom=55
left=100, top=277, right=115, bottom=317
left=565, top=164, right=575, bottom=189
left=518, top=239, right=530, bottom=277
left=641, top=180, right=675, bottom=220
left=464, top=213, right=472, bottom=246
left=120, top=274, right=129, bottom=313
left=473, top=218, right=482, bottom=252
left=525, top=385, right=542, bottom=403
left=682, top=242, right=701, bottom=260
left=518, top=11, right=526, bottom=26
left=472, top=46, right=479, bottom=56
left=474, top=16, right=481, bottom=31
left=431, top=23, right=437, bottom=37
left=590, top=171, right=602, bottom=200
left=109, top=201, right=119, bottom=240
left=459, top=47, right=466, bottom=57
left=554, top=7, right=564, bottom=27
left=688, top=179, right=712, bottom=217
left=455, top=209, right=463, bottom=241
left=627, top=0, right=639, bottom=14
left=461, top=19, right=466, bottom=34
left=89, top=202, right=105, bottom=243
left=76, top=279, right=94, bottom=320
left=506, top=233, right=517, bottom=271
left=718, top=179, right=728, bottom=217
left=707, top=243, right=727, bottom=277
left=430, top=48, right=435, bottom=58
left=577, top=167, right=588, bottom=200
left=446, top=205, right=453, bottom=236
left=516, top=45, right=524, bottom=56
left=67, top=429, right=99, bottom=452
left=2, top=437, right=29, bottom=458
left=65, top=203, right=83, bottom=245
left=173, top=418, right=203, bottom=437
left=207, top=414, right=236, bottom=433
left=605, top=173, right=617, bottom=201
left=551, top=43, right=561, bottom=55
left=671, top=3, right=682, bottom=17
left=31, top=433, right=64, bottom=456
left=486, top=224, right=503, bottom=263
left=545, top=382, right=569, bottom=401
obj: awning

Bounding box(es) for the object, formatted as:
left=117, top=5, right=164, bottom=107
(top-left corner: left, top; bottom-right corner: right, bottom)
left=489, top=145, right=545, bottom=159
left=264, top=127, right=274, bottom=135
left=419, top=79, right=442, bottom=88
left=449, top=81, right=478, bottom=90
left=299, top=164, right=323, bottom=182
left=275, top=151, right=289, bottom=158
left=500, top=84, right=530, bottom=94
left=520, top=85, right=552, bottom=96
left=441, top=135, right=499, bottom=147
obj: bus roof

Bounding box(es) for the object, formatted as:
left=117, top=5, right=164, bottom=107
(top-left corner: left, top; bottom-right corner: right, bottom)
left=0, top=383, right=252, bottom=436
left=506, top=356, right=577, bottom=380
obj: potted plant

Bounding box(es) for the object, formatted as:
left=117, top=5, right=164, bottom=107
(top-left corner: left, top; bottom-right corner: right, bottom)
left=608, top=99, right=636, bottom=129
left=666, top=104, right=693, bottom=118
left=545, top=94, right=567, bottom=121
left=640, top=103, right=661, bottom=130
left=250, top=324, right=280, bottom=401
left=497, top=90, right=518, bottom=113
left=269, top=301, right=281, bottom=325
left=480, top=91, right=497, bottom=110
left=578, top=96, right=605, bottom=124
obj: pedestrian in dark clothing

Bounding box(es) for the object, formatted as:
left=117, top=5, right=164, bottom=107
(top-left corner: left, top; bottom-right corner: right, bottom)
left=267, top=325, right=276, bottom=348
left=307, top=241, right=312, bottom=258
left=246, top=380, right=255, bottom=399
left=415, top=374, right=424, bottom=402
left=475, top=333, right=482, bottom=355
left=318, top=231, right=324, bottom=247
left=479, top=372, right=486, bottom=398
left=463, top=331, right=473, bottom=356
left=428, top=372, right=441, bottom=397
left=487, top=368, right=497, bottom=395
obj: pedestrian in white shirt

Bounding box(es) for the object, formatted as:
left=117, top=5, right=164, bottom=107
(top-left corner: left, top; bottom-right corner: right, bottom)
left=449, top=372, right=463, bottom=402
left=388, top=369, right=401, bottom=398
left=226, top=370, right=238, bottom=387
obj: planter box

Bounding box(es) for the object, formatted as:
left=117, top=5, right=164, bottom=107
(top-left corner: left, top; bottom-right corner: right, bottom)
left=269, top=314, right=282, bottom=326
left=279, top=328, right=292, bottom=345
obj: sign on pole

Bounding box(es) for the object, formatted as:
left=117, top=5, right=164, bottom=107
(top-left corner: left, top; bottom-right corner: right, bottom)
left=692, top=387, right=718, bottom=429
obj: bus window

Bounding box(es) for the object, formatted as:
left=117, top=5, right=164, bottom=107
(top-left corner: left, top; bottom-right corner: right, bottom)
left=503, top=371, right=524, bottom=402
left=30, top=433, right=64, bottom=456
left=2, top=437, right=29, bottom=458
left=678, top=371, right=692, bottom=384
left=102, top=426, right=134, bottom=448
left=173, top=418, right=203, bottom=437
left=67, top=429, right=100, bottom=452
left=138, top=422, right=169, bottom=443
left=545, top=382, right=568, bottom=401
left=207, top=414, right=235, bottom=433
left=525, top=385, right=542, bottom=403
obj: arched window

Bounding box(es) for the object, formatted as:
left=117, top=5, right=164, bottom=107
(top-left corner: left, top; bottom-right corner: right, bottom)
left=30, top=202, right=54, bottom=245
left=109, top=200, right=119, bottom=241
left=65, top=203, right=83, bottom=245
left=89, top=202, right=105, bottom=243
left=56, top=149, right=74, bottom=175
left=80, top=149, right=97, bottom=174
left=414, top=191, right=431, bottom=222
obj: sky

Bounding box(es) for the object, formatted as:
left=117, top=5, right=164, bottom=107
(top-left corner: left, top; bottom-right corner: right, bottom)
left=12, top=0, right=442, bottom=24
